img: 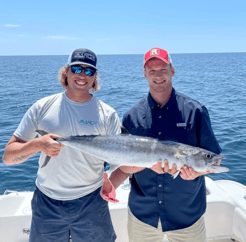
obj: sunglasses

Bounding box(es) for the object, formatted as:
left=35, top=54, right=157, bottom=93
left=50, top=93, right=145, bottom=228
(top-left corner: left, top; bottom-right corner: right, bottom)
left=70, top=65, right=96, bottom=76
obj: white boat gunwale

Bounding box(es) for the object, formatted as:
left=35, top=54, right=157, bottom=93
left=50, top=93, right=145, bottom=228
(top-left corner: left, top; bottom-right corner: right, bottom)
left=0, top=177, right=245, bottom=242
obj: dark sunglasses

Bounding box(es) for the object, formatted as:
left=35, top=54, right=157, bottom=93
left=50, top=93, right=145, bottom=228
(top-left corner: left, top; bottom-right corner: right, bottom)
left=70, top=65, right=96, bottom=76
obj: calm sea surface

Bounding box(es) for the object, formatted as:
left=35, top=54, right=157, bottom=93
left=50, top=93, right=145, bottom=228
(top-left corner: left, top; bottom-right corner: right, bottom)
left=0, top=53, right=246, bottom=194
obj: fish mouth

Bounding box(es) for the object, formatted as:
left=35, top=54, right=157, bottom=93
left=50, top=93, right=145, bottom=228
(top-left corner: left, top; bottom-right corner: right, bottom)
left=208, top=155, right=229, bottom=173
left=211, top=155, right=226, bottom=166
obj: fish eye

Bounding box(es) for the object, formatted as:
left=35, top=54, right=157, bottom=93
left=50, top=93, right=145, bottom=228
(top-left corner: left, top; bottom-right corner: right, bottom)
left=206, top=154, right=212, bottom=159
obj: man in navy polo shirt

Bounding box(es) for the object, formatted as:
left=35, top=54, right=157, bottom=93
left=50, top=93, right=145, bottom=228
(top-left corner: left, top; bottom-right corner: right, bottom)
left=103, top=47, right=222, bottom=242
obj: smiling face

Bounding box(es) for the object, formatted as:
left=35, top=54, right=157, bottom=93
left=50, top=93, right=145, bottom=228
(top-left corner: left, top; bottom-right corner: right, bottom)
left=144, top=58, right=174, bottom=97
left=65, top=64, right=97, bottom=102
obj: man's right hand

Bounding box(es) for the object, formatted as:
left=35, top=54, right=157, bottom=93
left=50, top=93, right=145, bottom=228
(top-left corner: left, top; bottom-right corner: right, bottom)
left=150, top=160, right=177, bottom=175
left=39, top=134, right=64, bottom=157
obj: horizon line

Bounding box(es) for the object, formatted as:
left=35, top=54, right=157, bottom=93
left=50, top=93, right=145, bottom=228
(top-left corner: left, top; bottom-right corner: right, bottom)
left=0, top=51, right=246, bottom=57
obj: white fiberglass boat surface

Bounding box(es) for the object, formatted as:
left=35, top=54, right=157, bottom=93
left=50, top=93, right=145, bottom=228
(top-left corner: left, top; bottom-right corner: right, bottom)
left=0, top=177, right=245, bottom=242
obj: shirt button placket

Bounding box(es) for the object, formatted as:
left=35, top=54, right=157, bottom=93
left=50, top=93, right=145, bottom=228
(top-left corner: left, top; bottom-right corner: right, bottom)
left=157, top=176, right=164, bottom=206
left=158, top=109, right=162, bottom=136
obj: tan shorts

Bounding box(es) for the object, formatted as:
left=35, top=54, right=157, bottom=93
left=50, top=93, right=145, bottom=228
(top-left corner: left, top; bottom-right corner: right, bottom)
left=127, top=208, right=207, bottom=242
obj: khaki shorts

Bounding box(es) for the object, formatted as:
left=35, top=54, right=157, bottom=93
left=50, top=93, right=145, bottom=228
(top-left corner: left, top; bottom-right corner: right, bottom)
left=127, top=208, right=207, bottom=242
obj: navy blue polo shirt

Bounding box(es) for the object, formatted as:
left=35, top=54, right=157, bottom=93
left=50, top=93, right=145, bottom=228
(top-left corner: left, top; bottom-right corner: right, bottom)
left=122, top=88, right=221, bottom=232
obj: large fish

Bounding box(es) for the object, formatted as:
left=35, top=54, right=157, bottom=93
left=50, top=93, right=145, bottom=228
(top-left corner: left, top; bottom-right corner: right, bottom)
left=36, top=130, right=228, bottom=177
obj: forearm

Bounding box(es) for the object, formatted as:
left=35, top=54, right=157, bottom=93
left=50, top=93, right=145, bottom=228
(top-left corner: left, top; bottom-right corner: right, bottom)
left=109, top=166, right=145, bottom=189
left=119, top=165, right=145, bottom=174
left=2, top=137, right=41, bottom=165
left=109, top=168, right=130, bottom=189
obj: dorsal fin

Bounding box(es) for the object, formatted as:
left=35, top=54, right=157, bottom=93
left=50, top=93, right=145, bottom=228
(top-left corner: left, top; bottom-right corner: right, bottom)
left=36, top=130, right=49, bottom=136
left=121, top=126, right=130, bottom=134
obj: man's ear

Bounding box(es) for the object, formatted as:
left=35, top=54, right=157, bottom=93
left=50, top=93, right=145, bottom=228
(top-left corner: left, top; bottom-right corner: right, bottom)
left=143, top=69, right=147, bottom=79
left=171, top=66, right=175, bottom=76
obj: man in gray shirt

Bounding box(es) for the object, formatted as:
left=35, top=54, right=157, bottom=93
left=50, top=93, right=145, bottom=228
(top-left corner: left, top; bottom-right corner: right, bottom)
left=3, top=48, right=121, bottom=242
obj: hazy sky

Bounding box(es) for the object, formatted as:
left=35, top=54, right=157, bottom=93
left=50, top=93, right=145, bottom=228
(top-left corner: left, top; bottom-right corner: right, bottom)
left=0, top=0, right=245, bottom=55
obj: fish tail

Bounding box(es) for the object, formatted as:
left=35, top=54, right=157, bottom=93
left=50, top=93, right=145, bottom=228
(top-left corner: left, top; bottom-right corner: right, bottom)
left=41, top=156, right=51, bottom=168
left=36, top=130, right=51, bottom=168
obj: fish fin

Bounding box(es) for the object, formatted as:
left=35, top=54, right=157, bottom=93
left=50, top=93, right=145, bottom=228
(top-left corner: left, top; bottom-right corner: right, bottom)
left=121, top=126, right=130, bottom=134
left=177, top=149, right=184, bottom=155
left=41, top=156, right=51, bottom=168
left=174, top=149, right=185, bottom=159
left=36, top=130, right=49, bottom=136
left=36, top=130, right=52, bottom=168
left=172, top=170, right=180, bottom=179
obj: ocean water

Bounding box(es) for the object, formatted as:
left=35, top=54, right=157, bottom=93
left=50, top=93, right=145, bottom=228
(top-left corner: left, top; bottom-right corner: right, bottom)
left=0, top=53, right=245, bottom=194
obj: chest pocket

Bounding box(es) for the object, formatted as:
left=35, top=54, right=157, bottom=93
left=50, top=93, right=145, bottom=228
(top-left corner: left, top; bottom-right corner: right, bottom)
left=166, top=122, right=197, bottom=145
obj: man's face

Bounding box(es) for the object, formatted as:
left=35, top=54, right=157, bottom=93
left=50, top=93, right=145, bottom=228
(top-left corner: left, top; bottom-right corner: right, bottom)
left=66, top=64, right=97, bottom=95
left=144, top=58, right=174, bottom=94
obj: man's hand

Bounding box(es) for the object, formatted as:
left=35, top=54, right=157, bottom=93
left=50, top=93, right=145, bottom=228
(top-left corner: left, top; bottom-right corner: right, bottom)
left=180, top=166, right=214, bottom=180
left=100, top=172, right=119, bottom=203
left=39, top=134, right=64, bottom=157
left=150, top=160, right=177, bottom=175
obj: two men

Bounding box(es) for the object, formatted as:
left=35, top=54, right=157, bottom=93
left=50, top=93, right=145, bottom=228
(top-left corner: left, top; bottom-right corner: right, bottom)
left=3, top=46, right=222, bottom=242
left=3, top=48, right=121, bottom=242
left=106, top=47, right=221, bottom=242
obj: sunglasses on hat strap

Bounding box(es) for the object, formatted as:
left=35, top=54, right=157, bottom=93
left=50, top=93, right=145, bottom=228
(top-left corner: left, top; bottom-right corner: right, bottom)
left=70, top=65, right=96, bottom=76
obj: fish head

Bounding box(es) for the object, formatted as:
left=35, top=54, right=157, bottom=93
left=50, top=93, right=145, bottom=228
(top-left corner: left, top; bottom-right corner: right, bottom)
left=186, top=148, right=226, bottom=172
left=195, top=150, right=225, bottom=165
left=200, top=152, right=228, bottom=173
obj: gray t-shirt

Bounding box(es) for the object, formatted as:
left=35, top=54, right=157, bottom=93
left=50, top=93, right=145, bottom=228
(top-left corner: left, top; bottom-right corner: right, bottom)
left=14, top=92, right=121, bottom=200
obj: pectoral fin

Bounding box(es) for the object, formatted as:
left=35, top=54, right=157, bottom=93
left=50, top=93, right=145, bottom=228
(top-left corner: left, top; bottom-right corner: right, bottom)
left=177, top=149, right=184, bottom=155
left=174, top=149, right=185, bottom=159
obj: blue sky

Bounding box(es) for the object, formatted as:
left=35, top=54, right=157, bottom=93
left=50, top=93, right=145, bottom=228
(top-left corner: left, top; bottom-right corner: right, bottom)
left=0, top=0, right=245, bottom=55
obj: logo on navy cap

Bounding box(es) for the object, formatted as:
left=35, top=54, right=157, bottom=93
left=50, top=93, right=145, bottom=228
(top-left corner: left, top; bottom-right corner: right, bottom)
left=74, top=51, right=96, bottom=61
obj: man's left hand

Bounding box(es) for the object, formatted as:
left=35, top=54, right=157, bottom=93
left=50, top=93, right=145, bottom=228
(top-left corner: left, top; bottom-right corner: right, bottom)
left=100, top=172, right=119, bottom=203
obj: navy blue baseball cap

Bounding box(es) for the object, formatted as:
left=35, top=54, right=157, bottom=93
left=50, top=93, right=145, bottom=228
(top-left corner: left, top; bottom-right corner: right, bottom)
left=67, top=48, right=97, bottom=70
